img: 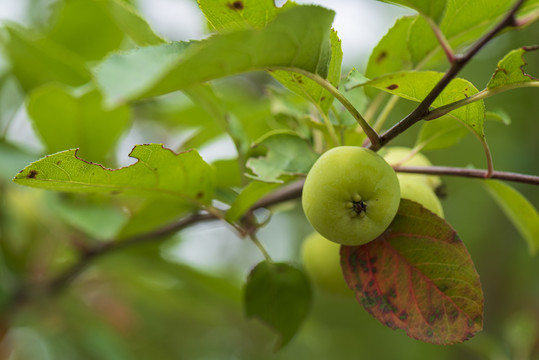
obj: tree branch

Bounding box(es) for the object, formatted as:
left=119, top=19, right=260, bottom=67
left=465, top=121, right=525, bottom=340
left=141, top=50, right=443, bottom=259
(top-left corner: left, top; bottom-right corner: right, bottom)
left=394, top=165, right=539, bottom=185
left=371, top=0, right=524, bottom=150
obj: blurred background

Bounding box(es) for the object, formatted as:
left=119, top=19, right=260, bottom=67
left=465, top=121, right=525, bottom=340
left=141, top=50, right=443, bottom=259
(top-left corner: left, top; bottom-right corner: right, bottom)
left=0, top=0, right=538, bottom=359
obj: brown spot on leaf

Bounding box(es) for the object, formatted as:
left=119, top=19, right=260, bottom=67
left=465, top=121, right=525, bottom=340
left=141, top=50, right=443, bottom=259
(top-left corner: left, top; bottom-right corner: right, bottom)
left=227, top=1, right=244, bottom=10
left=27, top=170, right=38, bottom=179
left=56, top=160, right=62, bottom=165
left=398, top=311, right=408, bottom=321
left=449, top=309, right=459, bottom=322
left=428, top=309, right=443, bottom=324
left=196, top=192, right=204, bottom=199
left=386, top=84, right=399, bottom=90
left=376, top=50, right=388, bottom=63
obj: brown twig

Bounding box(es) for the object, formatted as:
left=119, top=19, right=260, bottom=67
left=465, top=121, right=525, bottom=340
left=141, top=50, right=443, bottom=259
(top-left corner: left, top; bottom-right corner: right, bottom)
left=394, top=166, right=539, bottom=185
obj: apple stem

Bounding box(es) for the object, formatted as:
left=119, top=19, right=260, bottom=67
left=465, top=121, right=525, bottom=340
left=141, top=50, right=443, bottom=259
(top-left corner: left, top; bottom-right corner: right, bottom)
left=250, top=234, right=273, bottom=262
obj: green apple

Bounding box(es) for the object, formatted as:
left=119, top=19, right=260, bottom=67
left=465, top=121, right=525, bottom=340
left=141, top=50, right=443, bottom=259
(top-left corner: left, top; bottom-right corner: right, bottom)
left=382, top=146, right=442, bottom=191
left=302, top=146, right=400, bottom=246
left=301, top=232, right=352, bottom=296
left=399, top=176, right=444, bottom=218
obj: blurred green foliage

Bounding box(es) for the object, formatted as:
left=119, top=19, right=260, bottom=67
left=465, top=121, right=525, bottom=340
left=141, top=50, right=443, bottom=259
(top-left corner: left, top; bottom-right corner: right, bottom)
left=0, top=0, right=538, bottom=359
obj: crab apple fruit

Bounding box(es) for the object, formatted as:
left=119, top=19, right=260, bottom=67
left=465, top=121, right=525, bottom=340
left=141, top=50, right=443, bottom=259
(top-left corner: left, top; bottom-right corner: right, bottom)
left=302, top=146, right=400, bottom=246
left=301, top=232, right=351, bottom=296
left=399, top=177, right=444, bottom=218
left=382, top=146, right=442, bottom=190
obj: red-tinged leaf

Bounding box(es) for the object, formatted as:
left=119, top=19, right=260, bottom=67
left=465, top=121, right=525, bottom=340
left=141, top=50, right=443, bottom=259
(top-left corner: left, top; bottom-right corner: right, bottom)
left=340, top=199, right=484, bottom=345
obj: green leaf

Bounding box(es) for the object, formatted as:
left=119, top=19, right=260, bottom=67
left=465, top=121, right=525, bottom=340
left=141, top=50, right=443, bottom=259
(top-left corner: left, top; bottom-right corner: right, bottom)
left=377, top=1, right=539, bottom=72
left=331, top=70, right=369, bottom=127
left=246, top=131, right=319, bottom=183
left=104, top=0, right=165, bottom=46
left=1, top=25, right=91, bottom=91
left=27, top=84, right=131, bottom=163
left=184, top=84, right=250, bottom=155
left=45, top=0, right=125, bottom=61
left=486, top=109, right=511, bottom=125
left=46, top=193, right=127, bottom=240
left=487, top=46, right=539, bottom=90
left=271, top=29, right=342, bottom=114
left=408, top=0, right=520, bottom=67
left=94, top=5, right=335, bottom=106
left=13, top=144, right=215, bottom=209
left=362, top=71, right=485, bottom=150
left=116, top=198, right=193, bottom=240
left=416, top=116, right=468, bottom=151
left=365, top=16, right=414, bottom=82
left=483, top=180, right=539, bottom=255
left=244, top=261, right=312, bottom=350
left=225, top=181, right=281, bottom=222
left=198, top=0, right=294, bottom=31
left=0, top=75, right=24, bottom=132
left=341, top=199, right=484, bottom=344
left=213, top=158, right=242, bottom=189
left=378, top=0, right=446, bottom=21
left=0, top=141, right=39, bottom=181
left=198, top=0, right=343, bottom=115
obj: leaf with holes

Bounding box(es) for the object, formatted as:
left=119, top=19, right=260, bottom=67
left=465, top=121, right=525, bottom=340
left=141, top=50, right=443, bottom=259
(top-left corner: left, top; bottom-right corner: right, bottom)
left=13, top=144, right=215, bottom=210
left=341, top=199, right=484, bottom=344
left=487, top=46, right=539, bottom=90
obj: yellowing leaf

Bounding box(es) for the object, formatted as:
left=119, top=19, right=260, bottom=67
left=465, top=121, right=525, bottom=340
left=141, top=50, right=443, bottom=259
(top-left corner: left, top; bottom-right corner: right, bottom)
left=341, top=200, right=484, bottom=344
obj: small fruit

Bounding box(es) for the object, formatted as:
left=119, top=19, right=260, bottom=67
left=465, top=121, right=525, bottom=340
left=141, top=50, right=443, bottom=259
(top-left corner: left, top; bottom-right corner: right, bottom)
left=382, top=146, right=442, bottom=190
left=301, top=232, right=351, bottom=296
left=399, top=177, right=444, bottom=218
left=302, top=146, right=400, bottom=245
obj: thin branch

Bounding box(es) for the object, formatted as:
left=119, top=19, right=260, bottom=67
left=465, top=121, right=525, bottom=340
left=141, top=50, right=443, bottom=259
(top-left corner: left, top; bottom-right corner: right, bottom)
left=249, top=234, right=273, bottom=262
left=394, top=165, right=539, bottom=185
left=426, top=17, right=455, bottom=63
left=270, top=66, right=381, bottom=148
left=372, top=0, right=524, bottom=150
